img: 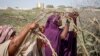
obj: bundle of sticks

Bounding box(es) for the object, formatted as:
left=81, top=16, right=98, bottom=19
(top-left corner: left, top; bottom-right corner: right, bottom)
left=16, top=11, right=57, bottom=56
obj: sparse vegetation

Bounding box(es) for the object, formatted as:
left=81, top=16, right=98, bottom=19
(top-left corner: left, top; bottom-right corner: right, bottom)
left=0, top=8, right=100, bottom=56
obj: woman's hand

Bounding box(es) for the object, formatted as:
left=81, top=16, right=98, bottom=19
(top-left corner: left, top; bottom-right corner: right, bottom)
left=68, top=12, right=79, bottom=25
left=68, top=12, right=79, bottom=19
left=37, top=37, right=47, bottom=48
left=39, top=26, right=45, bottom=33
left=29, top=23, right=39, bottom=30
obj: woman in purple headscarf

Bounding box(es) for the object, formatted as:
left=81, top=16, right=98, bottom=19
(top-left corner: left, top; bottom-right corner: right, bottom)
left=44, top=13, right=69, bottom=56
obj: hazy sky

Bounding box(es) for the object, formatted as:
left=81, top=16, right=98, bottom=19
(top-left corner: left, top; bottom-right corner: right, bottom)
left=0, top=0, right=100, bottom=9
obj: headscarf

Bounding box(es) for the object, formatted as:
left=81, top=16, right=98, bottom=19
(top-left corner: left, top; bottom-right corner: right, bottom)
left=45, top=14, right=61, bottom=29
left=0, top=25, right=15, bottom=44
left=44, top=14, right=62, bottom=56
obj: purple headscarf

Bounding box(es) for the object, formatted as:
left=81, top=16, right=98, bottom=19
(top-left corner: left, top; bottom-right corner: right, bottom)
left=44, top=14, right=62, bottom=56
left=0, top=25, right=15, bottom=44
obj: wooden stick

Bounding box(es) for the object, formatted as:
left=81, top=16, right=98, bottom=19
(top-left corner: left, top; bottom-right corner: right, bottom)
left=16, top=11, right=55, bottom=56
left=16, top=11, right=46, bottom=56
left=36, top=32, right=58, bottom=56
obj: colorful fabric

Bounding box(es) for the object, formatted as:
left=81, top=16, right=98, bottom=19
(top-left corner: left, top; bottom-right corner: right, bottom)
left=44, top=14, right=62, bottom=56
left=0, top=25, right=15, bottom=44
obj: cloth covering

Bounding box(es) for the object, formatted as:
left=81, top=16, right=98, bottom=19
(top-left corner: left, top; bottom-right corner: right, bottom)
left=44, top=14, right=62, bottom=56
left=0, top=40, right=11, bottom=56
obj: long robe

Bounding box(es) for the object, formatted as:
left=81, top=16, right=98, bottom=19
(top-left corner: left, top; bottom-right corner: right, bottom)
left=59, top=31, right=77, bottom=56
left=59, top=18, right=77, bottom=56
left=44, top=15, right=62, bottom=56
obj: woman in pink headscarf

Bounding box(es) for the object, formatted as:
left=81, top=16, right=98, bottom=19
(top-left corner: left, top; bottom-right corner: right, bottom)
left=0, top=22, right=38, bottom=56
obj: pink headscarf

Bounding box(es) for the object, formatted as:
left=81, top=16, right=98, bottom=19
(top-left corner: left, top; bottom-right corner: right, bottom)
left=0, top=25, right=15, bottom=44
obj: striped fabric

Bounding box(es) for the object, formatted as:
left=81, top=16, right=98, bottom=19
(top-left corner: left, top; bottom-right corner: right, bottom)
left=0, top=25, right=15, bottom=44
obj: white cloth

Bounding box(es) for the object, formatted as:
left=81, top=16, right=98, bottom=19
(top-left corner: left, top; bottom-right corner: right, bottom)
left=23, top=40, right=39, bottom=56
left=69, top=19, right=74, bottom=31
left=0, top=40, right=11, bottom=56
left=21, top=40, right=45, bottom=56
